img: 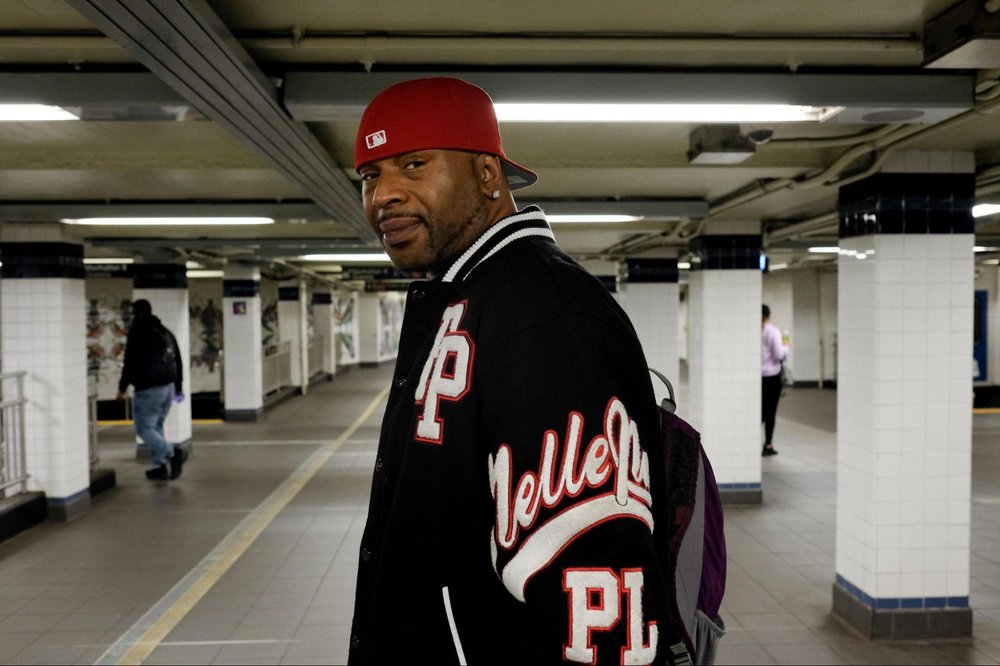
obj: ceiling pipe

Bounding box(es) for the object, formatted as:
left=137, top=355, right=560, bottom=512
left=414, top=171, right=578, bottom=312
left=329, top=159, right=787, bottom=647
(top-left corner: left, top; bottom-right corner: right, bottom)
left=764, top=212, right=839, bottom=245
left=767, top=124, right=902, bottom=149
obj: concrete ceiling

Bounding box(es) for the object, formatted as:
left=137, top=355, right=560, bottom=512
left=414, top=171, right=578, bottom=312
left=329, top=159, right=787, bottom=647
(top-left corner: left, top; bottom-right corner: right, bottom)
left=2, top=0, right=1000, bottom=279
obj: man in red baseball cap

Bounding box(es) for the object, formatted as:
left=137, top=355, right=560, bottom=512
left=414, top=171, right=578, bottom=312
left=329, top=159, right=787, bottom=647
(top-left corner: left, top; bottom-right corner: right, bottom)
left=349, top=77, right=675, bottom=665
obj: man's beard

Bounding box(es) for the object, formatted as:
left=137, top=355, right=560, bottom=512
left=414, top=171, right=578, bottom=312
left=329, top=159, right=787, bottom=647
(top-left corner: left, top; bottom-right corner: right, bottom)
left=424, top=197, right=490, bottom=275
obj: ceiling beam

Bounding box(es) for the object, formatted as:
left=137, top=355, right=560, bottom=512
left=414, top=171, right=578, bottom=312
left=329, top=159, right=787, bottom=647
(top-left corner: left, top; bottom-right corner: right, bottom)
left=0, top=201, right=327, bottom=221
left=283, top=70, right=975, bottom=125
left=60, top=0, right=374, bottom=241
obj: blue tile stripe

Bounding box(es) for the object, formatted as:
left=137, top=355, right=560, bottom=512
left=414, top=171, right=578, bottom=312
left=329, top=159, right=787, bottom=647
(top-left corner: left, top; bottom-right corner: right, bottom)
left=46, top=487, right=90, bottom=505
left=836, top=574, right=969, bottom=610
left=717, top=482, right=762, bottom=490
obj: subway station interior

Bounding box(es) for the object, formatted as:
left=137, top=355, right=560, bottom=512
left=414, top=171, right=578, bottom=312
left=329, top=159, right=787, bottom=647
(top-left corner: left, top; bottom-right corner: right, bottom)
left=2, top=1, right=1000, bottom=664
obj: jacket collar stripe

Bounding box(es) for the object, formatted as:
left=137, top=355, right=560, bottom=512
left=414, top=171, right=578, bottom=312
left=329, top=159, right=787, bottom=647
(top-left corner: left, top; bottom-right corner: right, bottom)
left=442, top=207, right=551, bottom=283
left=464, top=228, right=556, bottom=282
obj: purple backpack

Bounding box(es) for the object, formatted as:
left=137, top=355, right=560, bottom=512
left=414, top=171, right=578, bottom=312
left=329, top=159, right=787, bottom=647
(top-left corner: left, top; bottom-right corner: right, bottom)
left=650, top=369, right=727, bottom=665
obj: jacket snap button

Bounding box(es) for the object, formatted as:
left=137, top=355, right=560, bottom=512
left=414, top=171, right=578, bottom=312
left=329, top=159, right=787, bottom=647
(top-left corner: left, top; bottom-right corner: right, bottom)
left=361, top=547, right=372, bottom=562
left=395, top=376, right=406, bottom=388
left=375, top=458, right=383, bottom=472
left=412, top=289, right=426, bottom=301
left=350, top=635, right=360, bottom=650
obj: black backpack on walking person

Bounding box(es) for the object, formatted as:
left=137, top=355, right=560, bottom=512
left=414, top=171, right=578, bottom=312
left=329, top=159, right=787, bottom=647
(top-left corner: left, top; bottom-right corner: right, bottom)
left=148, top=324, right=179, bottom=387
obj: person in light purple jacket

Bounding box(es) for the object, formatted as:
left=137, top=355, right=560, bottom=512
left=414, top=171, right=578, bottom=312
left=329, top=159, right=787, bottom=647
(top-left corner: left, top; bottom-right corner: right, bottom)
left=761, top=304, right=789, bottom=456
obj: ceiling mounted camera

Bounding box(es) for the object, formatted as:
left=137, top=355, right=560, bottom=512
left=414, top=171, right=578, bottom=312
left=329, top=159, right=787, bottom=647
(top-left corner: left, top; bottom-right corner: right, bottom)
left=745, top=128, right=775, bottom=145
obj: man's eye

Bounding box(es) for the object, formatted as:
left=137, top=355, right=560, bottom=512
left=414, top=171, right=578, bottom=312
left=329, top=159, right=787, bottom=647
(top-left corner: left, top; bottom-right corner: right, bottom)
left=360, top=171, right=379, bottom=182
left=404, top=160, right=425, bottom=170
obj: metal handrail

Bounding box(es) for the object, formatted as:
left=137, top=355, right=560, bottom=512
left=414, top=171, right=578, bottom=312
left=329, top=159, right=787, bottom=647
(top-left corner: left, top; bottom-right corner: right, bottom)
left=262, top=340, right=292, bottom=396
left=0, top=371, right=29, bottom=496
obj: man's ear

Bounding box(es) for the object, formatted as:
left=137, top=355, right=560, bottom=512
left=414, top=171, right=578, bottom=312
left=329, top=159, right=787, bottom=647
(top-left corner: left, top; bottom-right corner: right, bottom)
left=475, top=153, right=505, bottom=196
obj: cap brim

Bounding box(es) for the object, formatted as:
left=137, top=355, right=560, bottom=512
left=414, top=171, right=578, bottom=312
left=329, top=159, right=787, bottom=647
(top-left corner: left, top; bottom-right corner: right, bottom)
left=501, top=158, right=537, bottom=191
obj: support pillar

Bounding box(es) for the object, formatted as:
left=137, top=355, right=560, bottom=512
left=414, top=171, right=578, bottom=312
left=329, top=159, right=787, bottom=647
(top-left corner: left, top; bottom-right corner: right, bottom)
left=132, top=263, right=192, bottom=456
left=687, top=232, right=763, bottom=504
left=833, top=152, right=974, bottom=639
left=278, top=280, right=308, bottom=392
left=623, top=259, right=680, bottom=406
left=335, top=290, right=361, bottom=369
left=0, top=227, right=91, bottom=520
left=312, top=290, right=337, bottom=380
left=222, top=265, right=263, bottom=421
left=358, top=292, right=381, bottom=367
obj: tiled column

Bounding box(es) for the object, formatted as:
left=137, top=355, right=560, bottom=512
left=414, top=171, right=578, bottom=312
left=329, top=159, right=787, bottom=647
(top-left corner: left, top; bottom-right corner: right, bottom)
left=312, top=290, right=337, bottom=380
left=335, top=290, right=361, bottom=370
left=278, top=280, right=308, bottom=392
left=133, top=264, right=192, bottom=454
left=687, top=234, right=762, bottom=504
left=0, top=231, right=91, bottom=520
left=833, top=154, right=975, bottom=639
left=222, top=264, right=263, bottom=421
left=623, top=259, right=680, bottom=406
left=358, top=292, right=381, bottom=367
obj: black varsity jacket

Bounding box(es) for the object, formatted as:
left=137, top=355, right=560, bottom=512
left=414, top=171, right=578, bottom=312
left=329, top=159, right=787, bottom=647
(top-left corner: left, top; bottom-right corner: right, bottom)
left=348, top=206, right=672, bottom=665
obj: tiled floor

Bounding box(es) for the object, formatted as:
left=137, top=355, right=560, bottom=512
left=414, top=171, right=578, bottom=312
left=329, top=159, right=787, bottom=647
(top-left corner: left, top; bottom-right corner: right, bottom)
left=0, top=367, right=999, bottom=665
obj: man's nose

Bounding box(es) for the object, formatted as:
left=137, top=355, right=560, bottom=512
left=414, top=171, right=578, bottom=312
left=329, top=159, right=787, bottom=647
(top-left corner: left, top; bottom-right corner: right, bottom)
left=370, top=170, right=407, bottom=210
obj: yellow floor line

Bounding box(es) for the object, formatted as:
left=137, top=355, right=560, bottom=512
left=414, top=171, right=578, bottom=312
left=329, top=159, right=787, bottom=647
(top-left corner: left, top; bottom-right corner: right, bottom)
left=97, top=385, right=389, bottom=666
left=973, top=408, right=1000, bottom=415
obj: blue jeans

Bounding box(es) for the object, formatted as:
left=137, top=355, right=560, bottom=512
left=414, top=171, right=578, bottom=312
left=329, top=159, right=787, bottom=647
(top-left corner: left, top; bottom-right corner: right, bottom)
left=133, top=383, right=175, bottom=465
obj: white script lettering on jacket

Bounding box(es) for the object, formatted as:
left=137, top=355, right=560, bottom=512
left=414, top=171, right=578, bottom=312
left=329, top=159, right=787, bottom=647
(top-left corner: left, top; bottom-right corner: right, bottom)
left=487, top=397, right=654, bottom=602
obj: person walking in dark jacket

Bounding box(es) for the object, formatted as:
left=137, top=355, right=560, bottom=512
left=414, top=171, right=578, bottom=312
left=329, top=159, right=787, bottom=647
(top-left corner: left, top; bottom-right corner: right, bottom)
left=117, top=299, right=188, bottom=480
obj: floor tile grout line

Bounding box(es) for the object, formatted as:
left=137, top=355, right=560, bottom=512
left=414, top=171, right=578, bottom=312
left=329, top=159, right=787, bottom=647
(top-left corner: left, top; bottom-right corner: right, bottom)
left=92, top=386, right=389, bottom=666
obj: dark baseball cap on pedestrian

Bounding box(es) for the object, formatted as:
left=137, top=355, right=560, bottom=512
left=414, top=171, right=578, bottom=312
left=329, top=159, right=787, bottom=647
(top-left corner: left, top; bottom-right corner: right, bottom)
left=354, top=77, right=537, bottom=190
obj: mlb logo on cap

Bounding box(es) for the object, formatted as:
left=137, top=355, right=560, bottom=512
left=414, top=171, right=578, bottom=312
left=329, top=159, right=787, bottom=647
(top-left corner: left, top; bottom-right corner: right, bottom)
left=366, top=130, right=387, bottom=150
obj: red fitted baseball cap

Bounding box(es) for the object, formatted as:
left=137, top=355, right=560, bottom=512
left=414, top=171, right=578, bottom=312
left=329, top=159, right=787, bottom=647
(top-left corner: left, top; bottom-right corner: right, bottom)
left=354, top=77, right=537, bottom=190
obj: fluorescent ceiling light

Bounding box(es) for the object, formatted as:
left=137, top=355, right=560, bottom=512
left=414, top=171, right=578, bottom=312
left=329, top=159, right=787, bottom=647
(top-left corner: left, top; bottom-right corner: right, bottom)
left=973, top=204, right=1000, bottom=218
left=61, top=217, right=274, bottom=226
left=0, top=104, right=79, bottom=121
left=83, top=257, right=134, bottom=265
left=547, top=215, right=643, bottom=224
left=677, top=261, right=691, bottom=270
left=299, top=253, right=391, bottom=262
left=494, top=104, right=843, bottom=123
left=769, top=263, right=789, bottom=271
left=808, top=246, right=840, bottom=253
left=187, top=270, right=224, bottom=278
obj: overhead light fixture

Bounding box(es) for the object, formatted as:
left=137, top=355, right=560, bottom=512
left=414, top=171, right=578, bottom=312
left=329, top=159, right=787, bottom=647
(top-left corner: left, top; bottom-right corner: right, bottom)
left=769, top=262, right=789, bottom=271
left=61, top=217, right=274, bottom=226
left=0, top=104, right=79, bottom=121
left=975, top=246, right=1000, bottom=253
left=187, top=270, right=224, bottom=278
left=677, top=261, right=691, bottom=270
left=493, top=103, right=843, bottom=123
left=808, top=246, right=841, bottom=253
left=547, top=215, right=644, bottom=224
left=83, top=257, right=134, bottom=265
left=298, top=253, right=391, bottom=262
left=973, top=203, right=1000, bottom=218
